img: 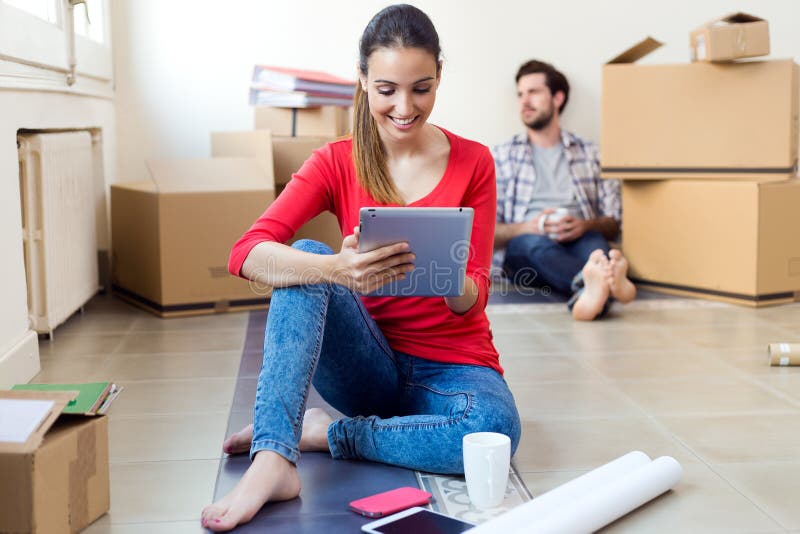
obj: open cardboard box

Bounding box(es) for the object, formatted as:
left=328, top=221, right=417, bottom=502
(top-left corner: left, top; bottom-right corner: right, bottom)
left=622, top=178, right=800, bottom=307
left=111, top=157, right=275, bottom=317
left=212, top=130, right=343, bottom=250
left=0, top=390, right=109, bottom=533
left=601, top=37, right=798, bottom=181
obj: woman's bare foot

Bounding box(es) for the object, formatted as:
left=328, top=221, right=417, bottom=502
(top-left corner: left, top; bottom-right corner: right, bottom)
left=222, top=424, right=253, bottom=455
left=572, top=250, right=610, bottom=321
left=221, top=408, right=334, bottom=455
left=201, top=451, right=301, bottom=531
left=300, top=407, right=334, bottom=451
left=607, top=249, right=637, bottom=304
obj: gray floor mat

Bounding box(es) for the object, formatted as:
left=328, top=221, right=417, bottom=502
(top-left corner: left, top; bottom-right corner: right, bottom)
left=212, top=309, right=418, bottom=533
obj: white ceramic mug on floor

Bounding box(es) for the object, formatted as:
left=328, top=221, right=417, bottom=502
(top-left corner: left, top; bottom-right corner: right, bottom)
left=463, top=432, right=511, bottom=509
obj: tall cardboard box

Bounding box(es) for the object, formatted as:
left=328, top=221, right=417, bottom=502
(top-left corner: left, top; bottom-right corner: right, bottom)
left=601, top=38, right=798, bottom=181
left=0, top=390, right=110, bottom=534
left=690, top=13, right=770, bottom=62
left=111, top=158, right=275, bottom=317
left=622, top=179, right=800, bottom=306
left=254, top=106, right=351, bottom=137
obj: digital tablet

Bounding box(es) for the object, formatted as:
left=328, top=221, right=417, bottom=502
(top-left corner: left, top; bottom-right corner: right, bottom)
left=361, top=507, right=475, bottom=533
left=358, top=207, right=474, bottom=297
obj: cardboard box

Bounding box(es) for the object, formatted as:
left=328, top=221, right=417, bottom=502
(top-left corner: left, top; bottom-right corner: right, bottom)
left=254, top=106, right=351, bottom=137
left=601, top=37, right=798, bottom=181
left=622, top=179, right=800, bottom=307
left=690, top=13, right=769, bottom=63
left=0, top=390, right=109, bottom=533
left=212, top=130, right=335, bottom=187
left=211, top=130, right=342, bottom=249
left=272, top=135, right=336, bottom=185
left=211, top=130, right=275, bottom=188
left=111, top=158, right=275, bottom=317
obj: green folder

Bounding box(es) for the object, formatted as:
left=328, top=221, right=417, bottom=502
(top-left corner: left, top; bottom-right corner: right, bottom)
left=12, top=382, right=113, bottom=415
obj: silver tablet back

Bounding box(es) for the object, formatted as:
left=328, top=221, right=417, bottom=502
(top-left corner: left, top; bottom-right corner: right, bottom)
left=358, top=207, right=474, bottom=297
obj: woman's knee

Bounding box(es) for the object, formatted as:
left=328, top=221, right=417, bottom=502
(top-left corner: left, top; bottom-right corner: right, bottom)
left=291, top=239, right=334, bottom=256
left=462, top=399, right=521, bottom=455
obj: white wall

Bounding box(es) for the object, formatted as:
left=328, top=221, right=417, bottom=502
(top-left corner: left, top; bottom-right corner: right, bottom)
left=113, top=0, right=800, bottom=185
left=0, top=91, right=116, bottom=386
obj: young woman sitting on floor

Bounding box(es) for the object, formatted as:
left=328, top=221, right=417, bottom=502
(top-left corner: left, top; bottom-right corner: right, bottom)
left=201, top=5, right=521, bottom=531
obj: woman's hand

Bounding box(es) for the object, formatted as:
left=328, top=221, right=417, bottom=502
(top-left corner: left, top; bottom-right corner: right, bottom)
left=332, top=226, right=416, bottom=294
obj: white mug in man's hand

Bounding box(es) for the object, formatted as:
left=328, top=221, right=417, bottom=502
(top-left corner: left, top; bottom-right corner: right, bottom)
left=540, top=207, right=570, bottom=239
left=463, top=432, right=511, bottom=509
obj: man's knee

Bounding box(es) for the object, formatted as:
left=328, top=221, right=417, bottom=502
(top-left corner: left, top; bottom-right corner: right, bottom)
left=506, top=232, right=555, bottom=258
left=581, top=231, right=610, bottom=249
left=291, top=239, right=334, bottom=255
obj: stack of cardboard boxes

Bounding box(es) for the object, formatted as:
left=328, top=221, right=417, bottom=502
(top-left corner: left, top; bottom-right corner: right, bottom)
left=110, top=106, right=349, bottom=317
left=601, top=14, right=800, bottom=307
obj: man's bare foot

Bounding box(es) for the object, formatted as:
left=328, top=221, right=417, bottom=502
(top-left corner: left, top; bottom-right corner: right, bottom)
left=221, top=408, right=334, bottom=456
left=201, top=451, right=301, bottom=531
left=607, top=249, right=637, bottom=304
left=222, top=424, right=253, bottom=455
left=572, top=250, right=610, bottom=321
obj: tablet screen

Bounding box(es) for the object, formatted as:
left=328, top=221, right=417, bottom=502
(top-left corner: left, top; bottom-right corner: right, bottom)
left=371, top=509, right=473, bottom=533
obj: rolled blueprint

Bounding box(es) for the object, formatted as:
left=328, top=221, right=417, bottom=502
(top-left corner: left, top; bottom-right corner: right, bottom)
left=465, top=451, right=652, bottom=533
left=768, top=343, right=800, bottom=366
left=527, top=456, right=682, bottom=533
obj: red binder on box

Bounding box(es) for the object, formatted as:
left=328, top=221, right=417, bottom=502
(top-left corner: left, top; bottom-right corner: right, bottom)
left=252, top=65, right=356, bottom=96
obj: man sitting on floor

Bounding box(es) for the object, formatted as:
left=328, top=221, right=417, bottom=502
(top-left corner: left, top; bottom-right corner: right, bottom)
left=492, top=59, right=636, bottom=320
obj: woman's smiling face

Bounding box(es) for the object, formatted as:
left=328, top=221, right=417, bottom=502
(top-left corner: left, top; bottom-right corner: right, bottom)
left=360, top=46, right=440, bottom=144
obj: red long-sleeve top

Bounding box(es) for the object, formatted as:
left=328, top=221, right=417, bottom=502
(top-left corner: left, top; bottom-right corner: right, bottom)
left=229, top=127, right=502, bottom=373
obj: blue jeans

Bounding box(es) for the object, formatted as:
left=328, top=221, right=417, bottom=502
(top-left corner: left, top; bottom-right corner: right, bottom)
left=251, top=240, right=521, bottom=475
left=503, top=231, right=610, bottom=296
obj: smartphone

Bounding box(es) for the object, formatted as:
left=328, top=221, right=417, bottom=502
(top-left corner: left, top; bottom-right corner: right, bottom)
left=361, top=507, right=475, bottom=533
left=350, top=487, right=433, bottom=518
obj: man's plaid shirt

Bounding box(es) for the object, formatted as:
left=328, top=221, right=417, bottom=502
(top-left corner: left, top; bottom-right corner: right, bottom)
left=490, top=130, right=621, bottom=272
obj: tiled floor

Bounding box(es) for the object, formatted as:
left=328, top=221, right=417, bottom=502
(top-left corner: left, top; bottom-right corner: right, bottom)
left=34, top=293, right=800, bottom=533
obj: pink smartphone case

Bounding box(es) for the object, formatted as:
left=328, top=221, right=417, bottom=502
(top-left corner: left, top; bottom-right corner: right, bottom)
left=349, top=486, right=433, bottom=517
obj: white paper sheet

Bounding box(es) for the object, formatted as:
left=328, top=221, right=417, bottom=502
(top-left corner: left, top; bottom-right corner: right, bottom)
left=466, top=452, right=682, bottom=534
left=0, top=399, right=54, bottom=443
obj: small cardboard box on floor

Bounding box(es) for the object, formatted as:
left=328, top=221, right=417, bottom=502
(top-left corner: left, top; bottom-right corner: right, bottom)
left=212, top=130, right=342, bottom=250
left=0, top=390, right=109, bottom=533
left=601, top=37, right=798, bottom=181
left=111, top=158, right=275, bottom=317
left=254, top=106, right=351, bottom=137
left=622, top=179, right=800, bottom=307
left=690, top=13, right=769, bottom=63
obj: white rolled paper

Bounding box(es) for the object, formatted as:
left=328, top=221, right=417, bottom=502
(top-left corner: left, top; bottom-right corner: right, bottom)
left=466, top=452, right=682, bottom=534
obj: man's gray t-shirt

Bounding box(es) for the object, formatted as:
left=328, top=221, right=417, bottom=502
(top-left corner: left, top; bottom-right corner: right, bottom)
left=525, top=142, right=581, bottom=220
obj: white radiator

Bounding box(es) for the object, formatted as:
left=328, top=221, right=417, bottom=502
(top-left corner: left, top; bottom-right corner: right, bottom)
left=18, top=131, right=99, bottom=335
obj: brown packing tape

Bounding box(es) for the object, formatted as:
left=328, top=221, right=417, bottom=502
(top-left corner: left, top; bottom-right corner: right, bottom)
left=68, top=422, right=97, bottom=530
left=768, top=343, right=800, bottom=366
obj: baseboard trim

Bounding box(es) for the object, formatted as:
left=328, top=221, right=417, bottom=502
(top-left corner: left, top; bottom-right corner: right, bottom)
left=0, top=330, right=40, bottom=388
